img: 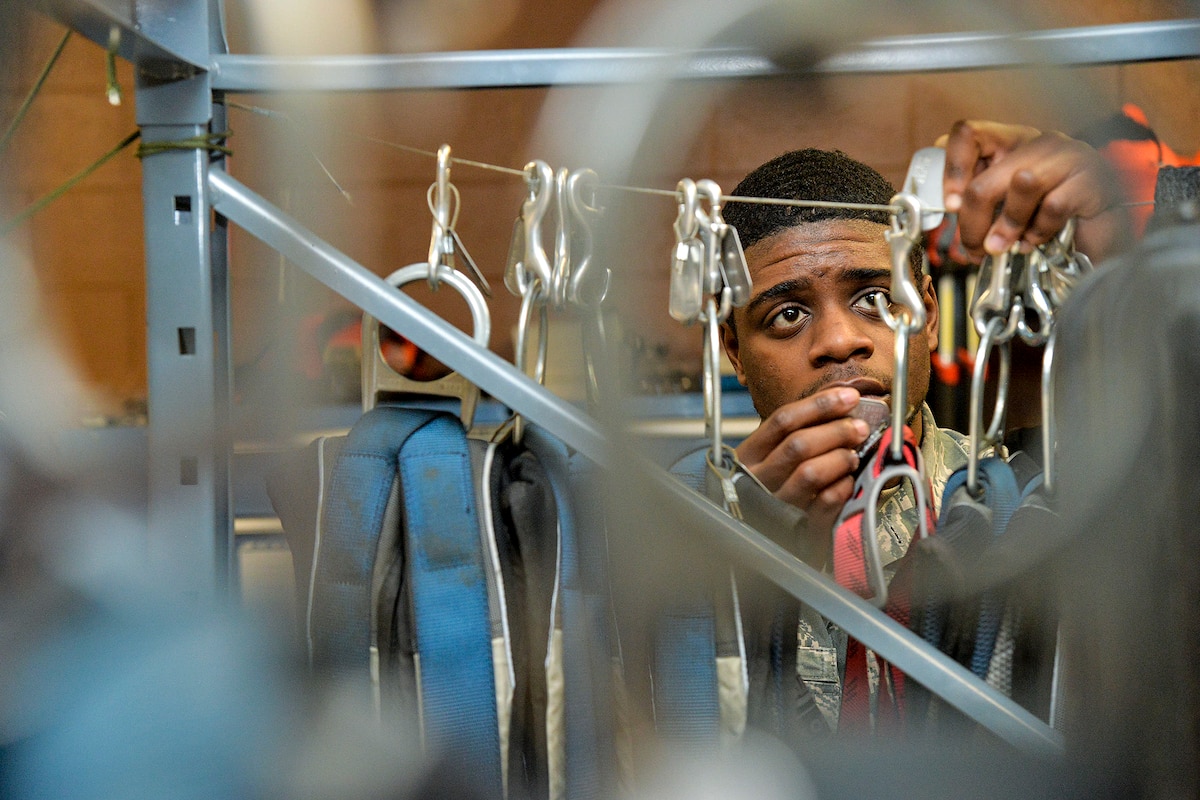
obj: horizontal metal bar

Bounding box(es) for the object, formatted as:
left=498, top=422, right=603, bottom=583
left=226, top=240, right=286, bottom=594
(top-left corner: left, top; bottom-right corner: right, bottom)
left=823, top=18, right=1200, bottom=73
left=653, top=471, right=1064, bottom=755
left=29, top=0, right=207, bottom=80
left=207, top=169, right=609, bottom=461
left=209, top=19, right=1200, bottom=92
left=209, top=168, right=1059, bottom=754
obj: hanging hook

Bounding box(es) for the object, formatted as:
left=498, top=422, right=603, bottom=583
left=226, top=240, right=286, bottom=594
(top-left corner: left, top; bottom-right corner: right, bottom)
left=424, top=145, right=490, bottom=296
left=1040, top=325, right=1058, bottom=495
left=426, top=144, right=454, bottom=288
left=551, top=166, right=571, bottom=308
left=881, top=193, right=928, bottom=461
left=565, top=168, right=606, bottom=307
left=971, top=241, right=1023, bottom=341
left=1039, top=218, right=1094, bottom=308
left=1015, top=249, right=1055, bottom=346
left=695, top=179, right=724, bottom=300
left=669, top=178, right=705, bottom=324
left=967, top=315, right=1012, bottom=494
left=700, top=296, right=724, bottom=466
left=504, top=159, right=554, bottom=300
left=881, top=193, right=927, bottom=332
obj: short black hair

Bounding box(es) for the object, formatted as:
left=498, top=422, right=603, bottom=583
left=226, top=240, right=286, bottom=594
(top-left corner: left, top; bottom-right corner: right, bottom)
left=724, top=148, right=923, bottom=279
left=725, top=148, right=894, bottom=245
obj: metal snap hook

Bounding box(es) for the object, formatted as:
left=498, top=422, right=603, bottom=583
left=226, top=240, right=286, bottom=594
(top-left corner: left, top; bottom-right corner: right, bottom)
left=550, top=166, right=571, bottom=308
left=971, top=241, right=1020, bottom=338
left=881, top=193, right=927, bottom=334
left=967, top=315, right=1011, bottom=495
left=505, top=159, right=554, bottom=299
left=1016, top=250, right=1055, bottom=346
left=426, top=144, right=454, bottom=289
left=696, top=179, right=725, bottom=299
left=669, top=178, right=704, bottom=324
left=565, top=168, right=607, bottom=307
left=882, top=192, right=928, bottom=461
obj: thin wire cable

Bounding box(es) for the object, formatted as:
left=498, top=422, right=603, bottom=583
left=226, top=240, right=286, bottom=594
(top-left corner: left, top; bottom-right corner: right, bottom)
left=225, top=100, right=1149, bottom=217
left=0, top=30, right=71, bottom=157
left=227, top=101, right=528, bottom=179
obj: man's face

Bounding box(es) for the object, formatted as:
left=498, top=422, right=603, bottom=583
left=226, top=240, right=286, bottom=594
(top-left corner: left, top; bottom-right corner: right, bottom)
left=722, top=218, right=939, bottom=436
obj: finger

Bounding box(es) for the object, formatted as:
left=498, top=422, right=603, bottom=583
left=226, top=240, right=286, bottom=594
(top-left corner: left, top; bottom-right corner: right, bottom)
left=958, top=140, right=1060, bottom=256
left=942, top=120, right=1043, bottom=214
left=772, top=447, right=861, bottom=509
left=1019, top=169, right=1118, bottom=251
left=941, top=121, right=1040, bottom=210
left=942, top=120, right=988, bottom=214
left=982, top=167, right=1046, bottom=255
left=749, top=417, right=868, bottom=491
left=736, top=386, right=861, bottom=466
left=806, top=474, right=856, bottom=540
left=979, top=139, right=1115, bottom=254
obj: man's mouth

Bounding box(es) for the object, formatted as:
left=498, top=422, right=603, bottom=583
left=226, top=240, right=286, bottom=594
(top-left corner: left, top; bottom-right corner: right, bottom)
left=828, top=378, right=889, bottom=401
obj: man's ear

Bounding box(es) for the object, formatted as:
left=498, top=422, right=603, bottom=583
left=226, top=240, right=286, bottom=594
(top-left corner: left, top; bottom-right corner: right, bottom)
left=921, top=274, right=940, bottom=354
left=720, top=319, right=749, bottom=386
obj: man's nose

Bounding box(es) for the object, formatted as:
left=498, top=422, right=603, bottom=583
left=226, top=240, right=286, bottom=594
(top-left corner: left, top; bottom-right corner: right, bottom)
left=809, top=308, right=875, bottom=365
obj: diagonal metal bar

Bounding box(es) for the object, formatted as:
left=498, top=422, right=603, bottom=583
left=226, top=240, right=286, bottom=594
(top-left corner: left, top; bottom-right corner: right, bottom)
left=209, top=19, right=1200, bottom=92
left=210, top=167, right=1061, bottom=756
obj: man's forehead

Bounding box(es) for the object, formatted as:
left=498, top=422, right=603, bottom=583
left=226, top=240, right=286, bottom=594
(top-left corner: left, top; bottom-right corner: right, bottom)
left=744, top=218, right=891, bottom=274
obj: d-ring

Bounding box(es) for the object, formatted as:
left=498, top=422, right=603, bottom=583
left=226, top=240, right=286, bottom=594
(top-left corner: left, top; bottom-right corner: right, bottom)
left=361, top=262, right=491, bottom=429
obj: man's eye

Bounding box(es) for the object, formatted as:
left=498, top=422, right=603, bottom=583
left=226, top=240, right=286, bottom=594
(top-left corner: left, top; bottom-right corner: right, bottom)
left=767, top=305, right=809, bottom=331
left=854, top=290, right=893, bottom=315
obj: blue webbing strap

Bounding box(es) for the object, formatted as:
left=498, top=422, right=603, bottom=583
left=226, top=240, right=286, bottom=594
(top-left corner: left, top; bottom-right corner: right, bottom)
left=968, top=458, right=1020, bottom=678
left=523, top=425, right=609, bottom=800
left=653, top=448, right=723, bottom=746
left=400, top=415, right=503, bottom=796
left=654, top=608, right=721, bottom=744
left=309, top=406, right=438, bottom=675
left=920, top=459, right=1018, bottom=669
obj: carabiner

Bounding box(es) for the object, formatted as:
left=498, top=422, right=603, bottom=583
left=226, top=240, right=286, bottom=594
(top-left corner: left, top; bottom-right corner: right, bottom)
left=1016, top=249, right=1055, bottom=346
left=669, top=178, right=704, bottom=324
left=565, top=168, right=607, bottom=307
left=504, top=159, right=554, bottom=299
left=700, top=296, right=725, bottom=466
left=696, top=179, right=725, bottom=300
left=881, top=193, right=927, bottom=334
left=550, top=166, right=571, bottom=308
left=1040, top=218, right=1093, bottom=308
left=967, top=315, right=1012, bottom=495
left=882, top=193, right=927, bottom=461
left=426, top=144, right=454, bottom=288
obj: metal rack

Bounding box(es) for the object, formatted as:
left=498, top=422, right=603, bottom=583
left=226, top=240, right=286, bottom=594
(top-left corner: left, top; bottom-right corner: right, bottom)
left=25, top=0, right=1200, bottom=754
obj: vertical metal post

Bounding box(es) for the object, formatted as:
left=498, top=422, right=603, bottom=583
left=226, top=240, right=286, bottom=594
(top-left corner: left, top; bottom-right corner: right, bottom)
left=134, top=0, right=230, bottom=601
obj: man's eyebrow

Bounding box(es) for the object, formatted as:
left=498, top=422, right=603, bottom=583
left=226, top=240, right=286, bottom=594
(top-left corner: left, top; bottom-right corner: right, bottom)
left=841, top=267, right=894, bottom=284
left=743, top=267, right=895, bottom=315
left=744, top=278, right=811, bottom=316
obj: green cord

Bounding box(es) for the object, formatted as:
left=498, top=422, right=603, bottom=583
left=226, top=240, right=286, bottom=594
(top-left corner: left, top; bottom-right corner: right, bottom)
left=0, top=30, right=72, bottom=158
left=0, top=130, right=140, bottom=237
left=0, top=128, right=233, bottom=236
left=136, top=131, right=232, bottom=159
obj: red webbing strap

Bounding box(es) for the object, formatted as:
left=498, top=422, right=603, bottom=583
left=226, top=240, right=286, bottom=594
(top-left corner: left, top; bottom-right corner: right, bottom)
left=832, top=426, right=936, bottom=733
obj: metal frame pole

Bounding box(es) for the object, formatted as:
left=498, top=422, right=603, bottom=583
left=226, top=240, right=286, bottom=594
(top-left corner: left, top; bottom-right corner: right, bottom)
left=135, top=0, right=231, bottom=601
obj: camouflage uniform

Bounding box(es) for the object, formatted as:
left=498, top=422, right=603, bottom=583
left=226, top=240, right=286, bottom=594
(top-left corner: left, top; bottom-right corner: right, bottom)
left=798, top=404, right=970, bottom=730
